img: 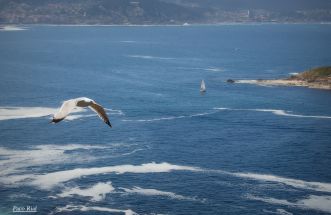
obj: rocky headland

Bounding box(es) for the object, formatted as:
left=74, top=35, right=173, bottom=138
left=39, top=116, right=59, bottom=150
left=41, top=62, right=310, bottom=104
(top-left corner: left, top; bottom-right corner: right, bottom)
left=228, top=66, right=331, bottom=90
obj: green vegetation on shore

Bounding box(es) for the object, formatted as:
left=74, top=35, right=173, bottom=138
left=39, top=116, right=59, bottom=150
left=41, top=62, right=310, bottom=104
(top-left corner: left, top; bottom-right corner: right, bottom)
left=289, top=66, right=331, bottom=82
left=301, top=66, right=331, bottom=80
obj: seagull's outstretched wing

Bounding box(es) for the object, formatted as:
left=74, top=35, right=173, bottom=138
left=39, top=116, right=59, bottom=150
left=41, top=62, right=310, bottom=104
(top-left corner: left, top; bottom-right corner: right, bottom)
left=52, top=99, right=77, bottom=123
left=89, top=102, right=112, bottom=127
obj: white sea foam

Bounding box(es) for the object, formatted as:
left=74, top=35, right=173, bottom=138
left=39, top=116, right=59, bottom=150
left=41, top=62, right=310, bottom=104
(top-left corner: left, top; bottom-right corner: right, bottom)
left=0, top=106, right=86, bottom=121
left=53, top=205, right=136, bottom=215
left=104, top=108, right=125, bottom=116
left=214, top=107, right=331, bottom=119
left=58, top=182, right=115, bottom=201
left=3, top=151, right=331, bottom=194
left=253, top=109, right=331, bottom=119
left=0, top=106, right=59, bottom=121
left=121, top=186, right=203, bottom=202
left=120, top=40, right=137, bottom=43
left=230, top=172, right=331, bottom=193
left=298, top=195, right=331, bottom=213
left=204, top=67, right=224, bottom=72
left=0, top=144, right=108, bottom=177
left=9, top=162, right=200, bottom=189
left=120, top=148, right=146, bottom=156
left=123, top=115, right=186, bottom=122
left=0, top=26, right=27, bottom=31
left=262, top=209, right=293, bottom=215
left=123, top=111, right=217, bottom=122
left=127, top=55, right=174, bottom=60
left=248, top=194, right=331, bottom=213
left=177, top=67, right=225, bottom=72
left=289, top=72, right=299, bottom=76
left=3, top=144, right=331, bottom=197
left=9, top=193, right=32, bottom=199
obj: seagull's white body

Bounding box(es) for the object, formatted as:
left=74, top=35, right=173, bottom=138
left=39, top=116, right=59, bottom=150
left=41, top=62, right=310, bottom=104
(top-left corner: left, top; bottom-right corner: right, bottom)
left=52, top=97, right=111, bottom=127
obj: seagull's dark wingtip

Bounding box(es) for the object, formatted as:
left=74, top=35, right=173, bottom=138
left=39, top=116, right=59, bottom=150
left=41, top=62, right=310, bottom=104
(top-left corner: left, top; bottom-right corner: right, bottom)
left=51, top=118, right=64, bottom=124
left=106, top=121, right=112, bottom=128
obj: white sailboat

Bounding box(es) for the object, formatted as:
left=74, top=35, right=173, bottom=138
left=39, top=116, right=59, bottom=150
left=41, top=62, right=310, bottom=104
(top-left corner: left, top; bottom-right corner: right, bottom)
left=200, top=79, right=206, bottom=92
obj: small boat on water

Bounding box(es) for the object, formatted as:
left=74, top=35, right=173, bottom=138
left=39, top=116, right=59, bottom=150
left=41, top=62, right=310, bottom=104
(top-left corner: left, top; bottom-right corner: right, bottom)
left=200, top=80, right=206, bottom=93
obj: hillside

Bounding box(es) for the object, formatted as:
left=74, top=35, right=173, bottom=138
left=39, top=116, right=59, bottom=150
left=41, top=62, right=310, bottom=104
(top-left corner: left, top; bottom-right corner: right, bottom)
left=1, top=0, right=331, bottom=24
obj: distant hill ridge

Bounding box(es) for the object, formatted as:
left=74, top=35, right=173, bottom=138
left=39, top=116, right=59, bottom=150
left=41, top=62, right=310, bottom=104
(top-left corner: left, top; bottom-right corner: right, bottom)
left=1, top=0, right=331, bottom=24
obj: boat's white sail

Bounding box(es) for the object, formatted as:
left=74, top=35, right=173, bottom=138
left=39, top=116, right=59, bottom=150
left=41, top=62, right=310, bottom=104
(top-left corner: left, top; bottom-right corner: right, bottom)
left=200, top=80, right=206, bottom=92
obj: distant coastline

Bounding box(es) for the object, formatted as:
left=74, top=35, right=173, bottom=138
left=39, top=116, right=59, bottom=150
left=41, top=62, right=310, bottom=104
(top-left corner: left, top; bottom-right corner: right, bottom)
left=229, top=66, right=331, bottom=90
left=1, top=22, right=331, bottom=28
left=2, top=0, right=331, bottom=26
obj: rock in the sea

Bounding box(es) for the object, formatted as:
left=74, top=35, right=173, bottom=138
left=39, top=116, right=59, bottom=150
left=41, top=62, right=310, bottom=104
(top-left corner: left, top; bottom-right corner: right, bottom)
left=227, top=79, right=235, bottom=83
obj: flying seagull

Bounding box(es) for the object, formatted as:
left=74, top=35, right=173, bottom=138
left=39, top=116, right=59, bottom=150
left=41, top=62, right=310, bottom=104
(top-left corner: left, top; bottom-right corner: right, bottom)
left=51, top=97, right=112, bottom=127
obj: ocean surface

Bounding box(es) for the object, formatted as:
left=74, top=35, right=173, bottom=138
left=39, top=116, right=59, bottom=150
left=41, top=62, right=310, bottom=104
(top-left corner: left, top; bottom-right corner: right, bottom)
left=0, top=24, right=331, bottom=215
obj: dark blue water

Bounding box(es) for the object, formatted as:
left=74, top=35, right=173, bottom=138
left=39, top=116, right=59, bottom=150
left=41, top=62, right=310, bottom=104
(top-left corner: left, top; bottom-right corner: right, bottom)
left=0, top=24, right=331, bottom=215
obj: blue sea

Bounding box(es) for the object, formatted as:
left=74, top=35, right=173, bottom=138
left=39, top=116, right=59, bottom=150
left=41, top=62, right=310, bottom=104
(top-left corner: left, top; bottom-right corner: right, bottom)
left=0, top=24, right=331, bottom=215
